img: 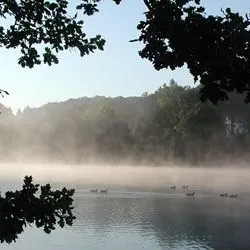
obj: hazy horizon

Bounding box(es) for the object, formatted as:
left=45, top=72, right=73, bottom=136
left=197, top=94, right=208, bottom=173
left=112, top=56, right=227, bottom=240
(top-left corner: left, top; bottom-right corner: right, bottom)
left=1, top=163, right=250, bottom=194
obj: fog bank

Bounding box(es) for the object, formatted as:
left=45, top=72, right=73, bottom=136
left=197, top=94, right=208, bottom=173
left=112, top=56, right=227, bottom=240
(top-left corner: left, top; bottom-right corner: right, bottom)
left=1, top=163, right=250, bottom=193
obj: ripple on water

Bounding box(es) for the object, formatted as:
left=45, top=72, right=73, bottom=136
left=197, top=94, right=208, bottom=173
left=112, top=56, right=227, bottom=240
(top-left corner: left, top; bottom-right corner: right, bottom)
left=1, top=190, right=250, bottom=250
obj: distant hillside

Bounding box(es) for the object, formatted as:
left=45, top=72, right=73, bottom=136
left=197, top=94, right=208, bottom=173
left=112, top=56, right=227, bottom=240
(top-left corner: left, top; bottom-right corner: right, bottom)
left=0, top=81, right=250, bottom=166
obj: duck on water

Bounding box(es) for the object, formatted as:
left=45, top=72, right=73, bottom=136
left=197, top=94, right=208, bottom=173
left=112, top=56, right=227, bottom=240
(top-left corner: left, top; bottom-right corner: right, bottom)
left=220, top=193, right=228, bottom=197
left=100, top=189, right=108, bottom=194
left=219, top=193, right=238, bottom=198
left=186, top=192, right=195, bottom=196
left=229, top=194, right=238, bottom=198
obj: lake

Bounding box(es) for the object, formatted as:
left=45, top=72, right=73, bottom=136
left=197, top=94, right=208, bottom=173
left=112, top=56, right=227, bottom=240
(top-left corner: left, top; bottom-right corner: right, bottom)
left=1, top=165, right=250, bottom=249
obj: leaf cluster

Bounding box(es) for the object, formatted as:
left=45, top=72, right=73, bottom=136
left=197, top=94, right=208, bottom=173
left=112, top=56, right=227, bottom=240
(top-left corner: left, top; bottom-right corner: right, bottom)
left=0, top=0, right=110, bottom=67
left=134, top=0, right=250, bottom=103
left=0, top=175, right=75, bottom=244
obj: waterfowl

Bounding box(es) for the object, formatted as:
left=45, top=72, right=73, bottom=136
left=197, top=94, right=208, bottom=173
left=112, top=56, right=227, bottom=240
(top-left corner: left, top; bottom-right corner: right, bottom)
left=170, top=186, right=176, bottom=190
left=90, top=189, right=98, bottom=193
left=229, top=194, right=238, bottom=198
left=186, top=192, right=195, bottom=196
left=220, top=193, right=228, bottom=197
left=100, top=189, right=108, bottom=193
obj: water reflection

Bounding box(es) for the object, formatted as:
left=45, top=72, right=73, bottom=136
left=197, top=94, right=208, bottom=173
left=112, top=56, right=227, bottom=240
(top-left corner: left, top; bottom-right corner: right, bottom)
left=1, top=191, right=250, bottom=249
left=71, top=191, right=250, bottom=249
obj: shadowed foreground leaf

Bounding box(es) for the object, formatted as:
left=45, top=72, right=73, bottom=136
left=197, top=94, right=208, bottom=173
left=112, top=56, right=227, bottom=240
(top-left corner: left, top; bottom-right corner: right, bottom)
left=0, top=176, right=75, bottom=244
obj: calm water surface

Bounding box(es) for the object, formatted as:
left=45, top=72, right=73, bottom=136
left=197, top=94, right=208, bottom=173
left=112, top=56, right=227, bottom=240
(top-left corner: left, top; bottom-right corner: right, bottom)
left=1, top=189, right=250, bottom=250
left=1, top=166, right=250, bottom=250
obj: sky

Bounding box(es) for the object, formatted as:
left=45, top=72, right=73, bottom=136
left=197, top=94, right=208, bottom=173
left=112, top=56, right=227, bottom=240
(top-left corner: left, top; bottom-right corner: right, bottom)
left=0, top=0, right=248, bottom=112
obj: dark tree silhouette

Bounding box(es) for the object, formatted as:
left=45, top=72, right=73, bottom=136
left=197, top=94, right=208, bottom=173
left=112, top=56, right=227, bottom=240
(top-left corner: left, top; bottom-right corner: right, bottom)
left=1, top=0, right=249, bottom=102
left=130, top=0, right=250, bottom=104
left=0, top=0, right=120, bottom=68
left=0, top=176, right=75, bottom=244
left=74, top=0, right=250, bottom=103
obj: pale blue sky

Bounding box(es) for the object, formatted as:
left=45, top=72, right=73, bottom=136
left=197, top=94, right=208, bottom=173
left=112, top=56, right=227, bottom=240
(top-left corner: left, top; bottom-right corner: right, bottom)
left=0, top=0, right=248, bottom=112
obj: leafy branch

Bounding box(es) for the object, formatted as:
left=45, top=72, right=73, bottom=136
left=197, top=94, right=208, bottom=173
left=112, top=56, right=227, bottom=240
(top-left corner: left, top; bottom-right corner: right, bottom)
left=0, top=176, right=75, bottom=244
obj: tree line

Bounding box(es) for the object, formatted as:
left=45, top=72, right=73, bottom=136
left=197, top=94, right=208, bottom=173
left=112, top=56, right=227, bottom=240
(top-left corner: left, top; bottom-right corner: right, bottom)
left=0, top=79, right=249, bottom=166
left=0, top=0, right=249, bottom=243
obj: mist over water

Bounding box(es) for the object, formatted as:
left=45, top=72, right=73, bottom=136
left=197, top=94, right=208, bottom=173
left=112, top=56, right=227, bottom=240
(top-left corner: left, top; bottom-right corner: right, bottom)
left=2, top=163, right=250, bottom=249
left=1, top=163, right=250, bottom=193
left=1, top=164, right=250, bottom=250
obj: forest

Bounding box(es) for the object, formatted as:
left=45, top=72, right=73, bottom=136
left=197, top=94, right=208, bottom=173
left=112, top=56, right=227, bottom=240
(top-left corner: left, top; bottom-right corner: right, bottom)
left=0, top=0, right=249, bottom=244
left=0, top=79, right=249, bottom=166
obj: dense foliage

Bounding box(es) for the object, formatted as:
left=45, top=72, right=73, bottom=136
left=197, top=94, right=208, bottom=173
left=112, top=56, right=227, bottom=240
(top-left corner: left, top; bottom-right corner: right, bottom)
left=0, top=176, right=75, bottom=244
left=0, top=80, right=249, bottom=166
left=133, top=0, right=250, bottom=104
left=0, top=0, right=249, bottom=103
left=0, top=0, right=115, bottom=68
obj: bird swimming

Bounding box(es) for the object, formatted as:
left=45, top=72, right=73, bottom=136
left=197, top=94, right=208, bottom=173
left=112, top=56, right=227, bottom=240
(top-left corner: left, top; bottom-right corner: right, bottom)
left=220, top=193, right=228, bottom=197
left=186, top=192, right=195, bottom=196
left=100, top=189, right=108, bottom=193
